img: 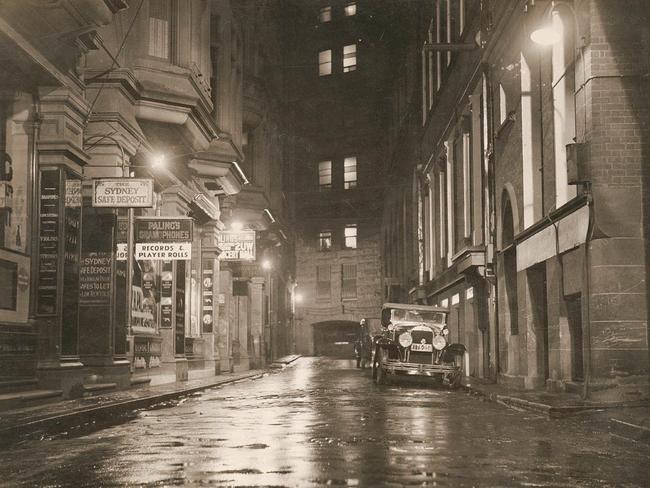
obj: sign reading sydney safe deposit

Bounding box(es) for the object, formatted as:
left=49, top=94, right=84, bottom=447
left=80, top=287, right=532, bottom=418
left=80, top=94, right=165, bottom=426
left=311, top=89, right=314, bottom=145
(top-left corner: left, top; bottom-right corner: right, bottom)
left=135, top=217, right=193, bottom=260
left=93, top=178, right=154, bottom=207
left=217, top=230, right=256, bottom=261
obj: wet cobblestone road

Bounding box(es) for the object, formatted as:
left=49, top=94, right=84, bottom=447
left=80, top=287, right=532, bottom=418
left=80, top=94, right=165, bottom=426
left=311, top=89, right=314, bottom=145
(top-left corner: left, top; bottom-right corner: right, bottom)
left=1, top=357, right=648, bottom=487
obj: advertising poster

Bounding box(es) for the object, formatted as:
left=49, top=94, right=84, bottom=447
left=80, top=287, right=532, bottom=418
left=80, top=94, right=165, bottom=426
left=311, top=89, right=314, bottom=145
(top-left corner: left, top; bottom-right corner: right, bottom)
left=160, top=261, right=173, bottom=328
left=36, top=169, right=60, bottom=315
left=201, top=256, right=214, bottom=333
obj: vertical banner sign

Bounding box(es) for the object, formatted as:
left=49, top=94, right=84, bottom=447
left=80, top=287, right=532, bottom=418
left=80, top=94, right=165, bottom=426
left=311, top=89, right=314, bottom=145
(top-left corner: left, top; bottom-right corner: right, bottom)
left=175, top=260, right=186, bottom=355
left=160, top=261, right=173, bottom=328
left=114, top=216, right=128, bottom=355
left=201, top=256, right=214, bottom=333
left=116, top=217, right=128, bottom=261
left=61, top=175, right=82, bottom=356
left=37, top=169, right=60, bottom=315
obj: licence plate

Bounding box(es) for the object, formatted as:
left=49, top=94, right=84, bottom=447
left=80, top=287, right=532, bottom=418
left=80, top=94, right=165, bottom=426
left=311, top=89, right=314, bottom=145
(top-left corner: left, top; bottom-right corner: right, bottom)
left=410, top=343, right=433, bottom=352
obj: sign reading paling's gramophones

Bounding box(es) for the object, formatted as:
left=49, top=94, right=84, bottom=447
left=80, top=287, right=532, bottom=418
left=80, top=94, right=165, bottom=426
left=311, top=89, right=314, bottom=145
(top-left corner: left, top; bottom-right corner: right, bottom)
left=217, top=230, right=256, bottom=261
left=135, top=217, right=193, bottom=243
left=92, top=179, right=154, bottom=208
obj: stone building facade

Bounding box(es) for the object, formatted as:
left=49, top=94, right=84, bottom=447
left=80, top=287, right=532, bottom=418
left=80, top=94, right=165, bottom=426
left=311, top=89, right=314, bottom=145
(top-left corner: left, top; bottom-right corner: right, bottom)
left=0, top=0, right=292, bottom=402
left=284, top=0, right=406, bottom=355
left=382, top=0, right=650, bottom=400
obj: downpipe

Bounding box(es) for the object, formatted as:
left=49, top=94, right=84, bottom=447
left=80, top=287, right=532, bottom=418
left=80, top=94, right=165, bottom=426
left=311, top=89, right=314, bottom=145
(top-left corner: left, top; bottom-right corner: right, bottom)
left=581, top=184, right=594, bottom=400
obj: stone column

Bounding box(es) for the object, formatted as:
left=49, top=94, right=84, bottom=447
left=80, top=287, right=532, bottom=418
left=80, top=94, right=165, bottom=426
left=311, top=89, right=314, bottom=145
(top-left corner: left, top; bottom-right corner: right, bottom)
left=218, top=266, right=233, bottom=372
left=200, top=222, right=222, bottom=375
left=248, top=277, right=265, bottom=368
left=159, top=190, right=190, bottom=382
left=34, top=87, right=90, bottom=395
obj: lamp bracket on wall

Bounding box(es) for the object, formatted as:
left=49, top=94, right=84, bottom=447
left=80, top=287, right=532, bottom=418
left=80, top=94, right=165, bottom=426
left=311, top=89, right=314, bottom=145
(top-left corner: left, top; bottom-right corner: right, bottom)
left=423, top=42, right=478, bottom=52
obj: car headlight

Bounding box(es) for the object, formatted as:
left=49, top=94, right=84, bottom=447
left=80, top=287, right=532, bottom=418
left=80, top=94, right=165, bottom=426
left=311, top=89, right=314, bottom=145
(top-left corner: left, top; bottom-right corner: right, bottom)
left=398, top=332, right=413, bottom=348
left=442, top=327, right=449, bottom=336
left=432, top=335, right=447, bottom=350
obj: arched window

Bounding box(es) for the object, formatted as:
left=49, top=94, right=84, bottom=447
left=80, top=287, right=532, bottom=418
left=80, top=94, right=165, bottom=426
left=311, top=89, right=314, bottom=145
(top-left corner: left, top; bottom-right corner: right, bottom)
left=502, top=196, right=518, bottom=336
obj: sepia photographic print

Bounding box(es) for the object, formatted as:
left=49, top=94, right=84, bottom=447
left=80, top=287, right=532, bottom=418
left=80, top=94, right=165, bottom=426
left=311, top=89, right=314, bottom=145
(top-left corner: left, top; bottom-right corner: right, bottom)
left=0, top=0, right=649, bottom=486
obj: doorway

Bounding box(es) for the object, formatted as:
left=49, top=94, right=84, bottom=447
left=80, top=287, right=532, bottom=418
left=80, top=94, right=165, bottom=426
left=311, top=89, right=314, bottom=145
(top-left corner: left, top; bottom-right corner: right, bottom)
left=528, top=263, right=549, bottom=382
left=566, top=294, right=584, bottom=381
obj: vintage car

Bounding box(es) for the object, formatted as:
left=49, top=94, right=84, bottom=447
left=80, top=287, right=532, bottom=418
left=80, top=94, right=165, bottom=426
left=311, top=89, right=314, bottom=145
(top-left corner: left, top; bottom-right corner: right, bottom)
left=372, top=303, right=465, bottom=388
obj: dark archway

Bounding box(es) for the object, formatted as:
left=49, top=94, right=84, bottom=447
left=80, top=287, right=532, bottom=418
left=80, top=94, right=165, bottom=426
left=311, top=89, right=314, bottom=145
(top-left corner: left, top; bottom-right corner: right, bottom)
left=502, top=195, right=518, bottom=339
left=312, top=320, right=359, bottom=358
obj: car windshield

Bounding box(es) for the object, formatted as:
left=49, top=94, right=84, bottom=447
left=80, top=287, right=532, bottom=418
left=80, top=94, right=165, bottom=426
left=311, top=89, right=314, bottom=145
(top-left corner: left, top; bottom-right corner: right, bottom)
left=391, top=309, right=446, bottom=325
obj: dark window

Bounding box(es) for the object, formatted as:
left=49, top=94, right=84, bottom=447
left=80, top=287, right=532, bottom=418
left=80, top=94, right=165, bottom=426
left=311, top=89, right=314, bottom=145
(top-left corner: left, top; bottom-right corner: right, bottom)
left=341, top=263, right=357, bottom=299
left=316, top=265, right=331, bottom=300
left=233, top=279, right=248, bottom=296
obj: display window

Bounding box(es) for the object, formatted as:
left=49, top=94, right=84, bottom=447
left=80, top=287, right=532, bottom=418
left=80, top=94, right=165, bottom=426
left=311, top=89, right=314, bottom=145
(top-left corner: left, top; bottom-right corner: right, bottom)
left=0, top=93, right=33, bottom=324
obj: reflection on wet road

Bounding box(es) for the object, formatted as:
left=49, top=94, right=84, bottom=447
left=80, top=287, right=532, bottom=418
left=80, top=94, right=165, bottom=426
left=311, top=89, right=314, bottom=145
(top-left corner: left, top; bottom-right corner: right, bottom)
left=1, top=357, right=648, bottom=487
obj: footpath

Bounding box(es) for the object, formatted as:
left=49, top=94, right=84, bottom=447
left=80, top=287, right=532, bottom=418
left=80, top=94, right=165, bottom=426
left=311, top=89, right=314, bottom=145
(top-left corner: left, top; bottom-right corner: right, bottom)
left=461, top=377, right=650, bottom=447
left=0, top=355, right=301, bottom=447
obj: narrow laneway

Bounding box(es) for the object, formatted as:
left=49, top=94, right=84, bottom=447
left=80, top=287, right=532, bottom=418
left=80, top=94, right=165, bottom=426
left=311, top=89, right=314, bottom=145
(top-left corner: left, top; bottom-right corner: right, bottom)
left=1, top=358, right=648, bottom=487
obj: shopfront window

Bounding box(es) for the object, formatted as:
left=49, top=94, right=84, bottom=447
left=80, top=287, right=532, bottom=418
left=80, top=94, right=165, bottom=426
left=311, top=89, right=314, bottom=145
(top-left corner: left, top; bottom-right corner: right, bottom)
left=1, top=93, right=32, bottom=323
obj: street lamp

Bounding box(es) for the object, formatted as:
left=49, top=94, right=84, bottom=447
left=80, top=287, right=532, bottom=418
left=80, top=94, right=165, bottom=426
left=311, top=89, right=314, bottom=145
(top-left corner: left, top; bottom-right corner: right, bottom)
left=261, top=259, right=272, bottom=270
left=529, top=1, right=581, bottom=47
left=151, top=153, right=166, bottom=170
left=530, top=10, right=562, bottom=46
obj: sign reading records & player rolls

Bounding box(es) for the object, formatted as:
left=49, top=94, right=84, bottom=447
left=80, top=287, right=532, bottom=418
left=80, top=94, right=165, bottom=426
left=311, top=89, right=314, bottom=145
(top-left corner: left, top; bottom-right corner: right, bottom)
left=134, top=217, right=193, bottom=260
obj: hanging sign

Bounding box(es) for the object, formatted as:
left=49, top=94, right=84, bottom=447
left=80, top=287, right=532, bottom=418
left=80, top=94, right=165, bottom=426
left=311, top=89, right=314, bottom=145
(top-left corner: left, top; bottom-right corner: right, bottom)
left=217, top=230, right=256, bottom=261
left=135, top=242, right=191, bottom=260
left=134, top=217, right=193, bottom=260
left=135, top=217, right=193, bottom=242
left=93, top=178, right=154, bottom=207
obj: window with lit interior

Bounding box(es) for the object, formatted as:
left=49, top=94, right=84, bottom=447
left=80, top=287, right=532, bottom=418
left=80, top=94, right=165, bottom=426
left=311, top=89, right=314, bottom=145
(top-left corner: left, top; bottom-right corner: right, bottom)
left=319, top=230, right=332, bottom=251
left=318, top=160, right=332, bottom=190
left=343, top=157, right=357, bottom=189
left=343, top=44, right=357, bottom=72
left=318, top=49, right=332, bottom=76
left=344, top=2, right=357, bottom=16
left=344, top=224, right=357, bottom=249
left=319, top=6, right=332, bottom=22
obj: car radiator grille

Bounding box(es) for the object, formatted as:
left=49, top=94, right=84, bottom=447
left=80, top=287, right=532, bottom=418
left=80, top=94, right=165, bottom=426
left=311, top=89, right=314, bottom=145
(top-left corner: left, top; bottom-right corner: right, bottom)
left=409, top=329, right=434, bottom=365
